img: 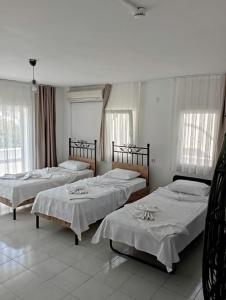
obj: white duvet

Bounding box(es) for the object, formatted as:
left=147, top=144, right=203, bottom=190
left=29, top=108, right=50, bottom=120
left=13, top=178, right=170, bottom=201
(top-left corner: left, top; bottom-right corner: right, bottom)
left=92, top=187, right=208, bottom=272
left=31, top=174, right=146, bottom=240
left=0, top=167, right=93, bottom=208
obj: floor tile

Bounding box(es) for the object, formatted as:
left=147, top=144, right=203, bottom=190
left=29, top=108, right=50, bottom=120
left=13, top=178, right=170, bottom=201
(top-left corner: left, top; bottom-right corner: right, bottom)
left=52, top=245, right=91, bottom=266
left=164, top=274, right=200, bottom=298
left=48, top=267, right=90, bottom=292
left=73, top=254, right=111, bottom=276
left=93, top=265, right=133, bottom=289
left=0, top=285, right=20, bottom=300
left=1, top=244, right=32, bottom=259
left=30, top=257, right=68, bottom=280
left=72, top=278, right=114, bottom=300
left=13, top=249, right=50, bottom=268
left=107, top=291, right=134, bottom=300
left=194, top=289, right=204, bottom=300
left=34, top=238, right=70, bottom=256
left=61, top=294, right=80, bottom=300
left=120, top=274, right=161, bottom=300
left=134, top=264, right=169, bottom=285
left=0, top=260, right=26, bottom=283
left=3, top=269, right=45, bottom=298
left=152, top=287, right=187, bottom=300
left=21, top=281, right=68, bottom=300
left=0, top=253, right=11, bottom=265
left=0, top=237, right=12, bottom=251
left=109, top=256, right=144, bottom=274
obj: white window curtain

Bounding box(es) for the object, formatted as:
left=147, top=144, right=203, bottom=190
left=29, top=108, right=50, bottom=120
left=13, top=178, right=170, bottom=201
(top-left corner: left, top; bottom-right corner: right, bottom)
left=172, top=75, right=225, bottom=177
left=105, top=82, right=141, bottom=160
left=0, top=80, right=35, bottom=175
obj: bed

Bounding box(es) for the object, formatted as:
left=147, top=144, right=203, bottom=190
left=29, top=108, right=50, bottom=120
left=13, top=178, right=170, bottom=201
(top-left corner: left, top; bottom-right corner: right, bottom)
left=0, top=139, right=97, bottom=220
left=92, top=175, right=211, bottom=273
left=32, top=142, right=150, bottom=244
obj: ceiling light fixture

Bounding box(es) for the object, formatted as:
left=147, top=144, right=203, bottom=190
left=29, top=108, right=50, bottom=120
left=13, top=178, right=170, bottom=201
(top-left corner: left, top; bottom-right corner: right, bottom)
left=134, top=6, right=146, bottom=19
left=120, top=0, right=148, bottom=18
left=29, top=59, right=38, bottom=93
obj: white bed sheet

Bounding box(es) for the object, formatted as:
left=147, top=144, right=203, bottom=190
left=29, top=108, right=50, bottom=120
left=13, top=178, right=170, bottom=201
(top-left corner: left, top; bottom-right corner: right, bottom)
left=92, top=187, right=208, bottom=272
left=0, top=168, right=93, bottom=208
left=31, top=175, right=146, bottom=240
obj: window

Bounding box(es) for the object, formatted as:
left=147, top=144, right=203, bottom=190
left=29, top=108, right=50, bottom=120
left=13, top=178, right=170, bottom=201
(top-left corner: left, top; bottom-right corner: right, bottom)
left=0, top=80, right=34, bottom=175
left=0, top=104, right=33, bottom=175
left=105, top=110, right=133, bottom=159
left=177, top=111, right=217, bottom=174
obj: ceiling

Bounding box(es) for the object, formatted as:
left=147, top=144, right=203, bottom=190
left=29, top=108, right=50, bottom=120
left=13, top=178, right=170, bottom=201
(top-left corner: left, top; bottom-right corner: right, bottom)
left=0, top=0, right=226, bottom=86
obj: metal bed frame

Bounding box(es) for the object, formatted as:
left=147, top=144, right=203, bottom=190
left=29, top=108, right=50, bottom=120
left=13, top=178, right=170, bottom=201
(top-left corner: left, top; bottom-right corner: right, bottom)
left=109, top=175, right=211, bottom=273
left=112, top=142, right=150, bottom=194
left=69, top=138, right=97, bottom=176
left=36, top=141, right=150, bottom=245
left=35, top=138, right=97, bottom=245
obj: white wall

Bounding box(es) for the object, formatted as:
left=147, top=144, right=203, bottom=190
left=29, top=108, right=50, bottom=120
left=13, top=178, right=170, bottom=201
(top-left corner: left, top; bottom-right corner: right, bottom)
left=55, top=89, right=104, bottom=170
left=55, top=80, right=177, bottom=189
left=139, top=79, right=175, bottom=190
left=70, top=101, right=102, bottom=141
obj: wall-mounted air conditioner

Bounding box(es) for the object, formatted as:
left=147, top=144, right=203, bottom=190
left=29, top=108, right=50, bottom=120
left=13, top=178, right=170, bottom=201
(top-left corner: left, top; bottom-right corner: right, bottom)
left=67, top=86, right=103, bottom=103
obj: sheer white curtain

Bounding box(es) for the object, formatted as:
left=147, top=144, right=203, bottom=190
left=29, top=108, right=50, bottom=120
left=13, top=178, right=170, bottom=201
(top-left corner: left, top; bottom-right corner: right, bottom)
left=105, top=82, right=141, bottom=160
left=0, top=80, right=34, bottom=175
left=172, top=75, right=225, bottom=176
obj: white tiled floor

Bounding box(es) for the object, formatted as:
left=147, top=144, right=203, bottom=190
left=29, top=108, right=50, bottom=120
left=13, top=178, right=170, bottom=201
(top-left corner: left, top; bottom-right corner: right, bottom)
left=0, top=204, right=204, bottom=300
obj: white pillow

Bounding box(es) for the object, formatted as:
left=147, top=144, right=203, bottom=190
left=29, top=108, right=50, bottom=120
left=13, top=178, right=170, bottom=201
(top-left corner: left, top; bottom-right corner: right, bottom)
left=107, top=168, right=140, bottom=180
left=167, top=179, right=210, bottom=196
left=58, top=160, right=90, bottom=171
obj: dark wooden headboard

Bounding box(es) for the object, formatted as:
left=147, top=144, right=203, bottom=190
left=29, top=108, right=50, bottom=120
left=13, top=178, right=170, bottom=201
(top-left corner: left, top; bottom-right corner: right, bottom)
left=173, top=175, right=212, bottom=186
left=112, top=142, right=150, bottom=187
left=69, top=139, right=97, bottom=176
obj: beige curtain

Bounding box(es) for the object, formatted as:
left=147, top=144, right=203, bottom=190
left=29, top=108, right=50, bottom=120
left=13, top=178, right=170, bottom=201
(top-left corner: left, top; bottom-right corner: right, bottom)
left=217, top=76, right=226, bottom=155
left=35, top=85, right=57, bottom=168
left=99, top=84, right=112, bottom=160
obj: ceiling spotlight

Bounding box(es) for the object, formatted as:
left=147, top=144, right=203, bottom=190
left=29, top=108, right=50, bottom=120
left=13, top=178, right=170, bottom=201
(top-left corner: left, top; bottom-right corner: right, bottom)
left=120, top=0, right=148, bottom=18
left=134, top=6, right=146, bottom=19
left=29, top=59, right=38, bottom=93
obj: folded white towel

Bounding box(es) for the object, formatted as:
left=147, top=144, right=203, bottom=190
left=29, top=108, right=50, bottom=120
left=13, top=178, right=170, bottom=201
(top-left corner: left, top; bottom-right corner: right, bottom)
left=134, top=205, right=159, bottom=221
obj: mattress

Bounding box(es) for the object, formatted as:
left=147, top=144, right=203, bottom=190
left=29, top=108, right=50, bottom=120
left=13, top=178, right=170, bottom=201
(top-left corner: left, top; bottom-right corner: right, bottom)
left=0, top=168, right=94, bottom=208
left=92, top=187, right=208, bottom=272
left=31, top=174, right=146, bottom=240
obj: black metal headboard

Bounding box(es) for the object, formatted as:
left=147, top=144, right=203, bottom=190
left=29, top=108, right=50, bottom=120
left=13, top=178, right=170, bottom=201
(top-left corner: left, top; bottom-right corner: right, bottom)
left=112, top=142, right=150, bottom=186
left=112, top=142, right=150, bottom=167
left=69, top=139, right=97, bottom=175
left=173, top=175, right=212, bottom=186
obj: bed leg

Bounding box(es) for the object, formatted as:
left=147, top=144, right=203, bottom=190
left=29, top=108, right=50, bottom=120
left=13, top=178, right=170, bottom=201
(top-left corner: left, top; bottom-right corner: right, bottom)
left=110, top=239, right=113, bottom=251
left=75, top=234, right=79, bottom=245
left=36, top=215, right=39, bottom=229
left=13, top=208, right=16, bottom=220
left=171, top=263, right=176, bottom=274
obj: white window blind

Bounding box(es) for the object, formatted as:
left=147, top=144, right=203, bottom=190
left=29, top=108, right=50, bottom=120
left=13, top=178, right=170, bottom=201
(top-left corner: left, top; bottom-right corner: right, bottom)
left=177, top=112, right=216, bottom=174
left=105, top=110, right=133, bottom=150
left=172, top=75, right=225, bottom=176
